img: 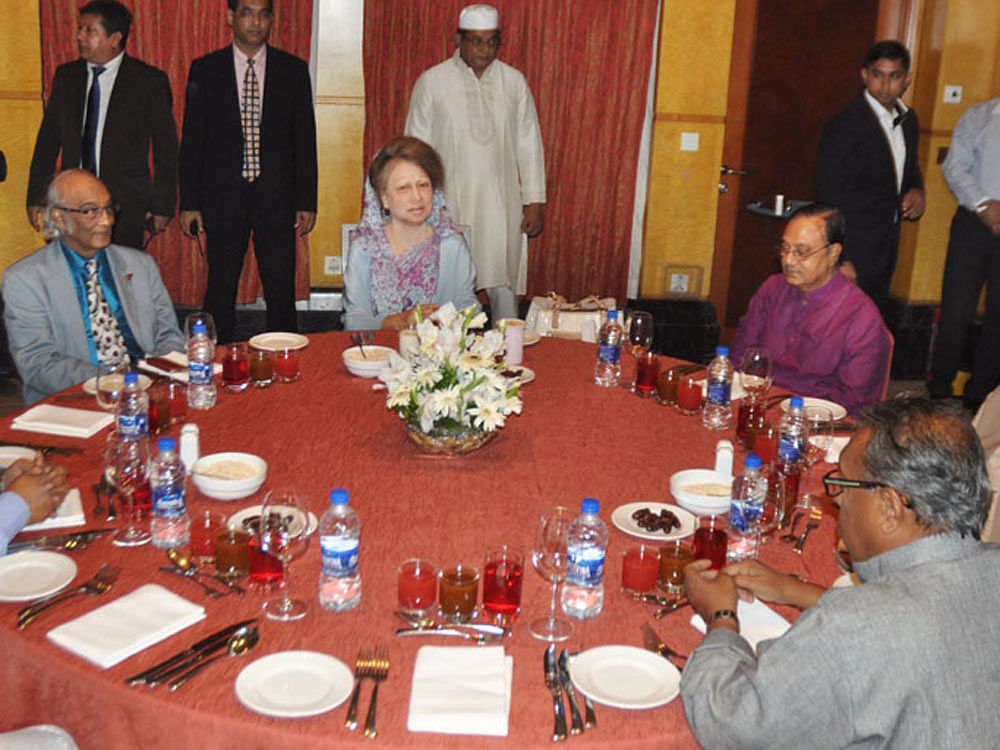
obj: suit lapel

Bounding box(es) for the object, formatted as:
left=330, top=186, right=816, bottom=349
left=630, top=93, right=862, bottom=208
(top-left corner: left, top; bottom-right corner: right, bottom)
left=103, top=55, right=131, bottom=143
left=45, top=242, right=91, bottom=351
left=859, top=98, right=899, bottom=195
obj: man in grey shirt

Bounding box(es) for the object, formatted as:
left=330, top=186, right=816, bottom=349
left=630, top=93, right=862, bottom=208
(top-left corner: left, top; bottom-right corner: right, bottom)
left=681, top=397, right=1000, bottom=749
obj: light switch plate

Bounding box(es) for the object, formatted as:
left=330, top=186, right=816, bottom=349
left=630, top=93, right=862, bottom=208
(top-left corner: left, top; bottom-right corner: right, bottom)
left=680, top=132, right=700, bottom=152
left=943, top=85, right=962, bottom=104
left=323, top=255, right=342, bottom=276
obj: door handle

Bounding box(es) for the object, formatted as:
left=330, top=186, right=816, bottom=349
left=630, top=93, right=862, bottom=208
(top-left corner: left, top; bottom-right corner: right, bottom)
left=720, top=164, right=747, bottom=176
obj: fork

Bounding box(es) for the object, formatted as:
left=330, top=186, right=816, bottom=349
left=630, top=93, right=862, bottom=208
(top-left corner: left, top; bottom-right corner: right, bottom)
left=793, top=507, right=824, bottom=554
left=344, top=647, right=371, bottom=730
left=91, top=481, right=105, bottom=515
left=363, top=644, right=389, bottom=739
left=780, top=510, right=805, bottom=541
left=102, top=476, right=117, bottom=522
left=17, top=564, right=121, bottom=628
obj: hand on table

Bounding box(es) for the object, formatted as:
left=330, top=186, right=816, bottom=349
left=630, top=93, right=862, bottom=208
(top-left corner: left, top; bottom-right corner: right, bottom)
left=722, top=559, right=825, bottom=610
left=4, top=457, right=70, bottom=524
left=684, top=559, right=738, bottom=632
left=900, top=188, right=926, bottom=220
left=381, top=304, right=440, bottom=331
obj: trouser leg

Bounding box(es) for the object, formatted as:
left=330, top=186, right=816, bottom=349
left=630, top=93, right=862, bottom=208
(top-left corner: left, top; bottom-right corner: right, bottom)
left=202, top=185, right=251, bottom=344
left=248, top=185, right=297, bottom=333
left=964, top=218, right=1000, bottom=406
left=486, top=286, right=517, bottom=322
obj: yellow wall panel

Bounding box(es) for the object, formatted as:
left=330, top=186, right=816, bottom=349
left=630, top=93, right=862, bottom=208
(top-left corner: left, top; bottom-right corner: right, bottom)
left=0, top=4, right=42, bottom=91
left=0, top=101, right=46, bottom=275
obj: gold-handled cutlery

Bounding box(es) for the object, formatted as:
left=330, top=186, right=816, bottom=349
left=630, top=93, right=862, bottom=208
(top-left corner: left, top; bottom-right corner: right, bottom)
left=166, top=549, right=245, bottom=595
left=17, top=564, right=120, bottom=628
left=780, top=510, right=805, bottom=541
left=126, top=619, right=257, bottom=686
left=345, top=647, right=372, bottom=730
left=544, top=644, right=568, bottom=742
left=556, top=649, right=584, bottom=735
left=363, top=644, right=389, bottom=739
left=793, top=507, right=824, bottom=554
left=167, top=627, right=259, bottom=690
left=653, top=598, right=692, bottom=620
left=641, top=622, right=688, bottom=665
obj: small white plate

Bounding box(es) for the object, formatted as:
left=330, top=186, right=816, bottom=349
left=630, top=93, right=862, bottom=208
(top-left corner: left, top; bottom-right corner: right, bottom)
left=248, top=332, right=310, bottom=352
left=0, top=551, right=77, bottom=602
left=227, top=505, right=319, bottom=537
left=0, top=446, right=38, bottom=470
left=524, top=329, right=541, bottom=346
left=569, top=645, right=680, bottom=710
left=235, top=650, right=353, bottom=718
left=82, top=373, right=152, bottom=395
left=504, top=365, right=535, bottom=385
left=611, top=502, right=695, bottom=542
left=780, top=396, right=847, bottom=421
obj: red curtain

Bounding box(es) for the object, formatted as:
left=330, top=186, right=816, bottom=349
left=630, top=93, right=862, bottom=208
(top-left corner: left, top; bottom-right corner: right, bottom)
left=363, top=0, right=659, bottom=301
left=38, top=0, right=314, bottom=306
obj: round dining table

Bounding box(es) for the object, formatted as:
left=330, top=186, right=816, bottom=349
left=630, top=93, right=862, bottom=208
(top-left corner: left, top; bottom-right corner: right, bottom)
left=0, top=331, right=843, bottom=748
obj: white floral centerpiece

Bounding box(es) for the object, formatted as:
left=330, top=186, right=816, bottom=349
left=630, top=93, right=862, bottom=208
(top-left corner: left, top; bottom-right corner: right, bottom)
left=378, top=303, right=523, bottom=454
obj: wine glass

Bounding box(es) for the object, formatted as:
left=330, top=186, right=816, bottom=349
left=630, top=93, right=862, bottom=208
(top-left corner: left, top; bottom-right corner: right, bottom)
left=799, top=406, right=834, bottom=507
left=754, top=472, right=786, bottom=548
left=95, top=360, right=129, bottom=411
left=529, top=506, right=575, bottom=642
left=739, top=347, right=772, bottom=401
left=258, top=489, right=310, bottom=621
left=184, top=311, right=218, bottom=344
left=106, top=433, right=152, bottom=547
left=623, top=311, right=654, bottom=391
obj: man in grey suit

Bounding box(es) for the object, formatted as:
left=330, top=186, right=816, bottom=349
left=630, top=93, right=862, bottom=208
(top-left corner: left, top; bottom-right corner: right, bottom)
left=3, top=170, right=185, bottom=405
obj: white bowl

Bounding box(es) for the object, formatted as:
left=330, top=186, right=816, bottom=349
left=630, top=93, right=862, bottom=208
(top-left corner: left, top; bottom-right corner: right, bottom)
left=342, top=345, right=393, bottom=378
left=191, top=452, right=267, bottom=501
left=670, top=469, right=733, bottom=516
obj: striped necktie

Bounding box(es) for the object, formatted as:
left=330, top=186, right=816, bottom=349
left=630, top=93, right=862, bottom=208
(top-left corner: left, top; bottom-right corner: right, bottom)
left=81, top=65, right=106, bottom=174
left=241, top=58, right=261, bottom=181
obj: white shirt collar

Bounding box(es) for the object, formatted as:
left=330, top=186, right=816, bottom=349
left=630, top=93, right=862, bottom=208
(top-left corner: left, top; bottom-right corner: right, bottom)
left=864, top=89, right=907, bottom=123
left=89, top=49, right=124, bottom=74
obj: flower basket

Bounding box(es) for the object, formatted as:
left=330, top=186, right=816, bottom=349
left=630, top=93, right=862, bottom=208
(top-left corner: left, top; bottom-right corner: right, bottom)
left=403, top=421, right=497, bottom=455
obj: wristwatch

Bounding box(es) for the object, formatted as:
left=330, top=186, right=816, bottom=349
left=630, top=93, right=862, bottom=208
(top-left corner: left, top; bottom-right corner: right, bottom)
left=708, top=609, right=740, bottom=631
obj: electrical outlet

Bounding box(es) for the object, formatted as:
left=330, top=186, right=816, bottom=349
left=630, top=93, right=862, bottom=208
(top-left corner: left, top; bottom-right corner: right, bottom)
left=943, top=85, right=963, bottom=104
left=323, top=255, right=342, bottom=275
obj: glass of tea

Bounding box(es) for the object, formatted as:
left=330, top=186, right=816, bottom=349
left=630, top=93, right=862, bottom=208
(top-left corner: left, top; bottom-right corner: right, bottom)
left=249, top=348, right=274, bottom=388
left=214, top=528, right=249, bottom=577
left=656, top=367, right=679, bottom=406
left=438, top=564, right=479, bottom=623
left=482, top=545, right=523, bottom=624
left=658, top=539, right=694, bottom=594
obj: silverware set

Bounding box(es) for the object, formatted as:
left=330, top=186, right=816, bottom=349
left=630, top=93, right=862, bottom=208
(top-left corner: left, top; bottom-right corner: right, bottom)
left=345, top=644, right=390, bottom=739
left=393, top=610, right=507, bottom=643
left=793, top=507, right=824, bottom=554
left=7, top=528, right=115, bottom=553
left=641, top=622, right=688, bottom=665
left=126, top=619, right=258, bottom=687
left=17, top=563, right=121, bottom=628
left=543, top=645, right=596, bottom=742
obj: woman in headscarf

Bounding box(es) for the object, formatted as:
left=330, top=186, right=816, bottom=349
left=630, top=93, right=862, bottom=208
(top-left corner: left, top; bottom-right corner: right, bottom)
left=343, top=136, right=479, bottom=331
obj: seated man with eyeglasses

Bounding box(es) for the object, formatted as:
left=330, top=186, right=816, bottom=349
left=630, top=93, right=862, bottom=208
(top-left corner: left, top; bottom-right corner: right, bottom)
left=730, top=202, right=891, bottom=416
left=681, top=397, right=1000, bottom=748
left=2, top=169, right=185, bottom=404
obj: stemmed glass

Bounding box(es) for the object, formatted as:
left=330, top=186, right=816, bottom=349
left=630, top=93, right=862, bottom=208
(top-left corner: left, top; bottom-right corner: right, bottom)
left=799, top=406, right=834, bottom=508
left=753, top=473, right=786, bottom=550
left=738, top=348, right=773, bottom=447
left=106, top=433, right=152, bottom=547
left=529, top=506, right=575, bottom=642
left=258, top=489, right=310, bottom=621
left=184, top=311, right=218, bottom=344
left=623, top=311, right=654, bottom=391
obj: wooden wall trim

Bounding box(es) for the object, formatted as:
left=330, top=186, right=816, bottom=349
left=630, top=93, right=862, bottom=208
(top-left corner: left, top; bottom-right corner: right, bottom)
left=654, top=112, right=726, bottom=124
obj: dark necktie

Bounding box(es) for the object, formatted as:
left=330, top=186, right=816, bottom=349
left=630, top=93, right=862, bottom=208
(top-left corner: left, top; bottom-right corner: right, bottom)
left=81, top=65, right=106, bottom=174
left=241, top=59, right=261, bottom=181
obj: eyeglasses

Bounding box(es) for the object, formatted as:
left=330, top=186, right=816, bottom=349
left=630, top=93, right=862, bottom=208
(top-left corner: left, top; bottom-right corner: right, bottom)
left=774, top=241, right=832, bottom=261
left=822, top=469, right=911, bottom=507
left=461, top=33, right=500, bottom=49
left=56, top=203, right=119, bottom=220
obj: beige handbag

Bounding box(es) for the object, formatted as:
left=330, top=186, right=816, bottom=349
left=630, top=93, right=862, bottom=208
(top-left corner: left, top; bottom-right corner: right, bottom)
left=525, top=293, right=617, bottom=342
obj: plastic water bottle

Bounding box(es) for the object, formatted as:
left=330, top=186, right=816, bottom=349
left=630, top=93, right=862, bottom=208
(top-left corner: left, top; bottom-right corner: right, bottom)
left=149, top=437, right=190, bottom=549
left=186, top=322, right=216, bottom=410
left=778, top=396, right=807, bottom=464
left=561, top=497, right=608, bottom=619
left=728, top=454, right=767, bottom=561
left=318, top=489, right=361, bottom=612
left=702, top=346, right=734, bottom=430
left=593, top=311, right=623, bottom=387
left=115, top=371, right=149, bottom=438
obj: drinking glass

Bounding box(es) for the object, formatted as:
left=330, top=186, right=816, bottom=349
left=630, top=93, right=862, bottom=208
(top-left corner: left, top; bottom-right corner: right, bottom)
left=397, top=558, right=438, bottom=616
left=754, top=473, right=786, bottom=548
left=438, top=565, right=480, bottom=623
left=222, top=343, right=249, bottom=392
left=191, top=510, right=226, bottom=566
left=676, top=374, right=704, bottom=416
left=258, top=489, right=310, bottom=621
left=249, top=348, right=274, bottom=388
left=623, top=311, right=654, bottom=391
left=482, top=545, right=523, bottom=624
left=107, top=433, right=152, bottom=547
left=799, top=406, right=834, bottom=507
left=658, top=540, right=694, bottom=594
left=184, top=311, right=217, bottom=344
left=634, top=351, right=661, bottom=397
left=274, top=348, right=300, bottom=383
left=692, top=515, right=727, bottom=571
left=95, top=360, right=128, bottom=411
left=147, top=380, right=172, bottom=434
left=739, top=347, right=773, bottom=401
left=621, top=544, right=659, bottom=593
left=529, top=506, right=575, bottom=642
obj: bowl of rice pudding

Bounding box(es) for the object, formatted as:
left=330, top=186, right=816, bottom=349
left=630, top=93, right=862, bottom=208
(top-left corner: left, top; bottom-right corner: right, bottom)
left=191, top=452, right=267, bottom=500
left=669, top=469, right=733, bottom=516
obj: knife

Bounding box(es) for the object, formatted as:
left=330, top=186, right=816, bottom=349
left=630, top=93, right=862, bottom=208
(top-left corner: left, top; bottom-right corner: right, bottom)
left=556, top=649, right=585, bottom=735
left=544, top=644, right=568, bottom=742
left=653, top=598, right=692, bottom=620
left=0, top=440, right=84, bottom=456
left=8, top=528, right=116, bottom=553
left=394, top=627, right=503, bottom=643
left=641, top=622, right=687, bottom=665
left=125, top=618, right=257, bottom=686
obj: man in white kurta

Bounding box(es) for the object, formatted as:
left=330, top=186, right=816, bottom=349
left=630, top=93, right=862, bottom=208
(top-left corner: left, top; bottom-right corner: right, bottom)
left=405, top=4, right=546, bottom=322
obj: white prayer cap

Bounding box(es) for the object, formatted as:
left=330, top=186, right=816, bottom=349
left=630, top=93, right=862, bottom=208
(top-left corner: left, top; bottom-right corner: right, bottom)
left=459, top=4, right=499, bottom=30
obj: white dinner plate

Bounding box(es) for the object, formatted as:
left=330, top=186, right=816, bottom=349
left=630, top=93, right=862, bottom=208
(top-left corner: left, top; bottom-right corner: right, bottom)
left=0, top=446, right=38, bottom=471
left=235, top=650, right=353, bottom=718
left=523, top=329, right=541, bottom=346
left=82, top=373, right=152, bottom=395
left=569, top=645, right=680, bottom=710
left=248, top=332, right=310, bottom=352
left=779, top=396, right=847, bottom=421
left=0, top=551, right=77, bottom=602
left=505, top=365, right=535, bottom=385
left=611, top=502, right=695, bottom=542
left=227, top=505, right=319, bottom=537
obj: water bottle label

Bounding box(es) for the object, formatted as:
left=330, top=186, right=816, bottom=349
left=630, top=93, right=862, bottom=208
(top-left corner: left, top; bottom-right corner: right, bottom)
left=706, top=381, right=731, bottom=406
left=152, top=485, right=185, bottom=517
left=597, top=344, right=620, bottom=365
left=778, top=435, right=802, bottom=463
left=117, top=414, right=148, bottom=438
left=320, top=536, right=359, bottom=577
left=567, top=546, right=605, bottom=585
left=189, top=360, right=213, bottom=385
left=729, top=500, right=762, bottom=532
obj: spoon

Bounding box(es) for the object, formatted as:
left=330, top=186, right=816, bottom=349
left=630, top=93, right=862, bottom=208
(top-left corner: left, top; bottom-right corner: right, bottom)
left=394, top=610, right=507, bottom=637
left=168, top=627, right=260, bottom=690
left=167, top=549, right=245, bottom=595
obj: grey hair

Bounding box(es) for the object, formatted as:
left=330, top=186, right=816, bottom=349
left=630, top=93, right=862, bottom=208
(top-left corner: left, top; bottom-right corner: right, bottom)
left=859, top=397, right=992, bottom=539
left=41, top=176, right=69, bottom=240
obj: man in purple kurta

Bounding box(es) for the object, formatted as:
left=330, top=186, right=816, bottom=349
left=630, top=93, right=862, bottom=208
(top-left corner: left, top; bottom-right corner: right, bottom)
left=730, top=203, right=891, bottom=417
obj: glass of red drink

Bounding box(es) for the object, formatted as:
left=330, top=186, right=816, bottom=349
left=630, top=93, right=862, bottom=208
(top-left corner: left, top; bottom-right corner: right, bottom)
left=164, top=379, right=186, bottom=424
left=755, top=424, right=779, bottom=466
left=438, top=565, right=479, bottom=623
left=222, top=343, right=250, bottom=392
left=397, top=558, right=438, bottom=616
left=658, top=539, right=694, bottom=593
left=274, top=348, right=300, bottom=383
left=147, top=381, right=172, bottom=434
left=249, top=348, right=274, bottom=388
left=634, top=351, right=661, bottom=397
left=482, top=545, right=523, bottom=623
left=676, top=374, right=704, bottom=416
left=693, top=515, right=728, bottom=570
left=621, top=544, right=659, bottom=593
left=736, top=399, right=766, bottom=447
left=191, top=510, right=226, bottom=566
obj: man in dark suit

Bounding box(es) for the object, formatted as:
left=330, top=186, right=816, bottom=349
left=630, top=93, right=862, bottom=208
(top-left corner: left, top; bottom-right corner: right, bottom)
left=26, top=0, right=178, bottom=251
left=179, top=0, right=317, bottom=343
left=817, top=40, right=925, bottom=311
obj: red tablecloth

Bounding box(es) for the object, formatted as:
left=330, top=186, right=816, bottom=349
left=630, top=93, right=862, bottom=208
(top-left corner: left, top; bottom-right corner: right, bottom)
left=0, top=333, right=842, bottom=749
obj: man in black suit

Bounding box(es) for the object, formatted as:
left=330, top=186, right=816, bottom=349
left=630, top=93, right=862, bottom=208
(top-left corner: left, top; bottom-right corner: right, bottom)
left=179, top=0, right=317, bottom=343
left=26, top=0, right=178, bottom=251
left=817, top=40, right=925, bottom=311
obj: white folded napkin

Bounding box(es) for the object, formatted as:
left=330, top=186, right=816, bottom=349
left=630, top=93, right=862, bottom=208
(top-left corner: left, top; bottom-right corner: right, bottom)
left=22, top=488, right=85, bottom=532
left=691, top=597, right=791, bottom=652
left=47, top=583, right=206, bottom=669
left=825, top=436, right=851, bottom=464
left=407, top=645, right=513, bottom=737
left=12, top=404, right=112, bottom=438
left=138, top=351, right=223, bottom=383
